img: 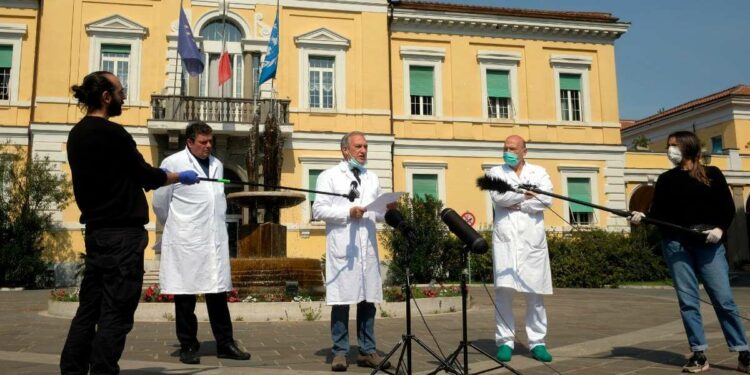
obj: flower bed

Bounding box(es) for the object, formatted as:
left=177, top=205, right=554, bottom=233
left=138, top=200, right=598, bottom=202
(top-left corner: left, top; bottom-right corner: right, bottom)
left=48, top=284, right=465, bottom=322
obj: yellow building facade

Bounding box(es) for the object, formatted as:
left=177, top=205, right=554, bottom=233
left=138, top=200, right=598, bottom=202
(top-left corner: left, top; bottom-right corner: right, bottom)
left=20, top=1, right=742, bottom=267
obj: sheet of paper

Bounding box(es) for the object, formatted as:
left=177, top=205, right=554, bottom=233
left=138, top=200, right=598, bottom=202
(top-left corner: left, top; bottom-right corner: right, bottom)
left=365, top=192, right=405, bottom=216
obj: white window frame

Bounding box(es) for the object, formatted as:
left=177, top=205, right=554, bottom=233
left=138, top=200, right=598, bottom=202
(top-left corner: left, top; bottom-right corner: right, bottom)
left=478, top=51, right=520, bottom=121
left=401, top=46, right=444, bottom=119
left=558, top=166, right=599, bottom=228
left=308, top=55, right=336, bottom=109
left=0, top=23, right=27, bottom=105
left=295, top=28, right=349, bottom=112
left=551, top=54, right=592, bottom=124
left=86, top=15, right=147, bottom=106
left=198, top=42, right=245, bottom=98
left=100, top=47, right=130, bottom=94
left=299, top=157, right=340, bottom=224
left=403, top=161, right=447, bottom=203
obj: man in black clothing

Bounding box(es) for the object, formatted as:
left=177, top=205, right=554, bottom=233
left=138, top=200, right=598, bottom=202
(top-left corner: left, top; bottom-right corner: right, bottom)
left=60, top=71, right=200, bottom=375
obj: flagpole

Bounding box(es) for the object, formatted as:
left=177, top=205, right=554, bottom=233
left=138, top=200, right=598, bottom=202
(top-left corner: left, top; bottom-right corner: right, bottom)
left=171, top=0, right=184, bottom=120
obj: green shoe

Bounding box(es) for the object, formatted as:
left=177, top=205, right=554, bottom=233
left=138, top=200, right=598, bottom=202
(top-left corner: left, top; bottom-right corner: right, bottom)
left=531, top=345, right=552, bottom=362
left=496, top=344, right=512, bottom=362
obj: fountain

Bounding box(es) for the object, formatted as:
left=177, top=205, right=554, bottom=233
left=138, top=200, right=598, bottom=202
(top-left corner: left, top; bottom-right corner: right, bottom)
left=227, top=105, right=324, bottom=298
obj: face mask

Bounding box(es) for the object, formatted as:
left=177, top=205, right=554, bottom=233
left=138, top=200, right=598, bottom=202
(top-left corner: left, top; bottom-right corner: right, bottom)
left=503, top=151, right=520, bottom=167
left=348, top=157, right=366, bottom=172
left=667, top=146, right=682, bottom=165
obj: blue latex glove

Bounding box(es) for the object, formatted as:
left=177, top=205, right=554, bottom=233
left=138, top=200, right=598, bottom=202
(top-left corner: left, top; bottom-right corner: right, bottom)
left=177, top=170, right=200, bottom=185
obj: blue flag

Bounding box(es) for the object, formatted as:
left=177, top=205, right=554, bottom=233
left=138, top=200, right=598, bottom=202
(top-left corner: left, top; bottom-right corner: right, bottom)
left=178, top=7, right=204, bottom=76
left=258, top=9, right=279, bottom=86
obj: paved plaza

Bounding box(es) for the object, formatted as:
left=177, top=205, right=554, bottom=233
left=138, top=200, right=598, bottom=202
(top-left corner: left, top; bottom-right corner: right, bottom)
left=3, top=285, right=750, bottom=374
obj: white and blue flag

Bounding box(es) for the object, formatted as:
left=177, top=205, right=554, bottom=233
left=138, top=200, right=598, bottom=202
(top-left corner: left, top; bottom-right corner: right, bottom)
left=258, top=8, right=279, bottom=86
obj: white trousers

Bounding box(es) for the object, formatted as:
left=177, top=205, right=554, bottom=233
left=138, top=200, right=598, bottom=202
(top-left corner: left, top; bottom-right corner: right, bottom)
left=494, top=287, right=547, bottom=349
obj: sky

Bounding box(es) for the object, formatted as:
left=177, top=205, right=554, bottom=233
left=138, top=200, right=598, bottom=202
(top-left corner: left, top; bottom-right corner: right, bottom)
left=447, top=0, right=750, bottom=120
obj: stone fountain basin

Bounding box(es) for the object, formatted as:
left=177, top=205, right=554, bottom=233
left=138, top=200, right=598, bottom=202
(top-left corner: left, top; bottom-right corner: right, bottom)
left=226, top=191, right=306, bottom=209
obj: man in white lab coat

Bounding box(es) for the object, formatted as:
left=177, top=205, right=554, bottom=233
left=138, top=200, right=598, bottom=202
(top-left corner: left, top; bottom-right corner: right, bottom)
left=488, top=135, right=554, bottom=363
left=153, top=121, right=250, bottom=365
left=313, top=131, right=393, bottom=372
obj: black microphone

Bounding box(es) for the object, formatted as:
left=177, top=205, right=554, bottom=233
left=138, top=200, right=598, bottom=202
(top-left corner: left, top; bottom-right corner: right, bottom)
left=385, top=209, right=414, bottom=238
left=440, top=208, right=489, bottom=254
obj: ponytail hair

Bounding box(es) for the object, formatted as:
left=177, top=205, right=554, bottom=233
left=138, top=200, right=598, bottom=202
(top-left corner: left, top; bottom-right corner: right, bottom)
left=668, top=130, right=710, bottom=186
left=71, top=71, right=115, bottom=112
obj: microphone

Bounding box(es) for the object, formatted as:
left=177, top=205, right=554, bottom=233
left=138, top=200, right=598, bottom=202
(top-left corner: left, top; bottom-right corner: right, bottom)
left=385, top=209, right=414, bottom=239
left=440, top=208, right=489, bottom=254
left=347, top=181, right=360, bottom=202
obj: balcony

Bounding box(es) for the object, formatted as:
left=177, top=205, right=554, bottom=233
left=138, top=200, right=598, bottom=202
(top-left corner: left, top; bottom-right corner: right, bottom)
left=149, top=95, right=290, bottom=125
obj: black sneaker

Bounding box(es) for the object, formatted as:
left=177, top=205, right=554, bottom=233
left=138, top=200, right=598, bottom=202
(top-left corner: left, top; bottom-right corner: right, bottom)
left=739, top=350, right=750, bottom=373
left=682, top=351, right=708, bottom=373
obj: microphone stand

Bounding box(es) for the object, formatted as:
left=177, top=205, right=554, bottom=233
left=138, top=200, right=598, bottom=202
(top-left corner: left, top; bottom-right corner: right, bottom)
left=372, top=233, right=459, bottom=375
left=199, top=177, right=358, bottom=202
left=428, top=247, right=521, bottom=375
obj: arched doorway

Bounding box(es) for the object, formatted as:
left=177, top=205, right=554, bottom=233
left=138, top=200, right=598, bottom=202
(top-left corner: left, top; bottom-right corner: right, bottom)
left=224, top=168, right=244, bottom=258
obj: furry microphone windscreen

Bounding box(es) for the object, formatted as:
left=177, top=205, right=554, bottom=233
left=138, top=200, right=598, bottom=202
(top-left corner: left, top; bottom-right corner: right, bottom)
left=476, top=175, right=516, bottom=193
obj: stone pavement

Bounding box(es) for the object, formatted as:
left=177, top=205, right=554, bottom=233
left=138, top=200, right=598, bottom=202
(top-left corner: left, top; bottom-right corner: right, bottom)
left=3, top=285, right=750, bottom=374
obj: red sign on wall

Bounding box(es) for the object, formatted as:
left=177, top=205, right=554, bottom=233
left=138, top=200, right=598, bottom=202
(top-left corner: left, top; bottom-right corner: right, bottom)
left=461, top=211, right=476, bottom=227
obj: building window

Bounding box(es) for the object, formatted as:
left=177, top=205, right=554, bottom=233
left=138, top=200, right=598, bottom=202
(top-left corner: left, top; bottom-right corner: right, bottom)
left=711, top=136, right=723, bottom=154
left=412, top=173, right=438, bottom=200
left=308, top=56, right=334, bottom=109
left=198, top=20, right=245, bottom=98
left=560, top=73, right=582, bottom=122
left=100, top=44, right=130, bottom=95
left=0, top=45, right=10, bottom=101
left=308, top=169, right=323, bottom=220
left=486, top=70, right=511, bottom=119
left=409, top=65, right=434, bottom=116
left=567, top=177, right=593, bottom=225
left=200, top=21, right=242, bottom=42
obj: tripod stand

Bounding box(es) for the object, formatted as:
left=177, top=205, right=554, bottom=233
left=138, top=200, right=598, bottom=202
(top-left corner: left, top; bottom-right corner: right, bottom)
left=372, top=262, right=459, bottom=375
left=428, top=248, right=522, bottom=375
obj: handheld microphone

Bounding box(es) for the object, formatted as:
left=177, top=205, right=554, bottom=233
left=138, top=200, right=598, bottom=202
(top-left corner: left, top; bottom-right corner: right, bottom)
left=385, top=209, right=414, bottom=239
left=440, top=208, right=489, bottom=254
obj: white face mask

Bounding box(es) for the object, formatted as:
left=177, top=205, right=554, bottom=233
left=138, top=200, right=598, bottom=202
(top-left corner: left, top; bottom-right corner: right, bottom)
left=667, top=146, right=683, bottom=165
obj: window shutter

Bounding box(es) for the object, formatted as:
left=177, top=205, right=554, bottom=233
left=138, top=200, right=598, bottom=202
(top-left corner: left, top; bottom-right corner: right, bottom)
left=101, top=44, right=131, bottom=54
left=413, top=174, right=438, bottom=200
left=309, top=169, right=323, bottom=201
left=486, top=70, right=510, bottom=98
left=567, top=177, right=593, bottom=213
left=0, top=45, right=12, bottom=68
left=559, top=73, right=581, bottom=91
left=409, top=66, right=434, bottom=96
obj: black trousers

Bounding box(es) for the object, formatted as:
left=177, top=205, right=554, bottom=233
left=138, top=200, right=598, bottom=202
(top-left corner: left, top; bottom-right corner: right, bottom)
left=174, top=293, right=234, bottom=349
left=60, top=227, right=147, bottom=375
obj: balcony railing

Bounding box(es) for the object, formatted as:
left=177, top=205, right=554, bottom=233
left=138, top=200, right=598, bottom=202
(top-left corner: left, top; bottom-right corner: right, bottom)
left=150, top=95, right=290, bottom=124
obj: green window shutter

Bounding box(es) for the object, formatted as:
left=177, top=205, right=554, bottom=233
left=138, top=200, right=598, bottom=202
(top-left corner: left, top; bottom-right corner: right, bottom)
left=413, top=174, right=438, bottom=200
left=101, top=44, right=131, bottom=54
left=559, top=73, right=581, bottom=91
left=409, top=66, right=434, bottom=96
left=486, top=70, right=510, bottom=98
left=308, top=169, right=323, bottom=202
left=0, top=45, right=12, bottom=68
left=567, top=177, right=593, bottom=213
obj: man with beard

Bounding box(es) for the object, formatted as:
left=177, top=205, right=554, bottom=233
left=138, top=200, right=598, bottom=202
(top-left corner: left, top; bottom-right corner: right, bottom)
left=61, top=71, right=200, bottom=374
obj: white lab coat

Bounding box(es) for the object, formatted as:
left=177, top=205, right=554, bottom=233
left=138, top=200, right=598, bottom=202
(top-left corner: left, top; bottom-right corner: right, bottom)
left=489, top=162, right=553, bottom=295
left=313, top=161, right=384, bottom=305
left=152, top=148, right=232, bottom=295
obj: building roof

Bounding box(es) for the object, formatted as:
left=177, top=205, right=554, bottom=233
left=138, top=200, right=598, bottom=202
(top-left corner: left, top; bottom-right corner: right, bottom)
left=623, top=85, right=750, bottom=131
left=393, top=0, right=621, bottom=23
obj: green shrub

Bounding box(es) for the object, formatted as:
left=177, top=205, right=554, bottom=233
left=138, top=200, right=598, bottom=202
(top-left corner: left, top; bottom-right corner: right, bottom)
left=548, top=226, right=668, bottom=288
left=0, top=145, right=71, bottom=287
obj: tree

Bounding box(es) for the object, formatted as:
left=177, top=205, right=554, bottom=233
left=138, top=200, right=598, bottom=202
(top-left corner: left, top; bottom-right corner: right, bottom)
left=381, top=194, right=462, bottom=285
left=0, top=145, right=72, bottom=287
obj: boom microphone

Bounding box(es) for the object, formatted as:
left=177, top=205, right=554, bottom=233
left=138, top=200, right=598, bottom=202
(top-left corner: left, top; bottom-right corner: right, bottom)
left=440, top=208, right=489, bottom=254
